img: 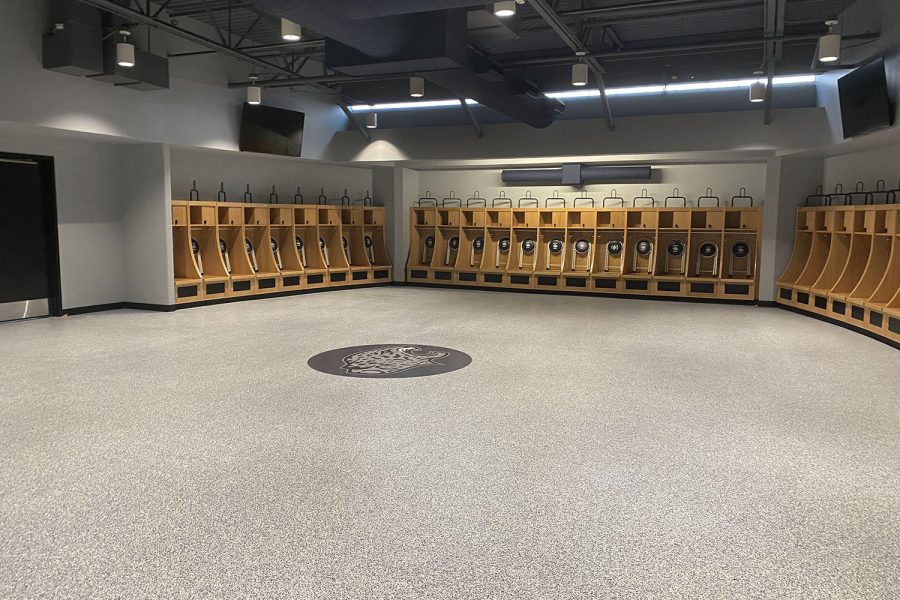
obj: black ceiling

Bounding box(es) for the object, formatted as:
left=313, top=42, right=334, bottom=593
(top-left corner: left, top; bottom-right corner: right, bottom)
left=110, top=0, right=871, bottom=105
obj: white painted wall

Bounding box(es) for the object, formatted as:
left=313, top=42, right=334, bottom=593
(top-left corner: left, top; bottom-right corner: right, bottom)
left=416, top=164, right=766, bottom=210
left=120, top=144, right=174, bottom=306
left=324, top=108, right=834, bottom=163
left=823, top=143, right=900, bottom=192
left=168, top=148, right=374, bottom=204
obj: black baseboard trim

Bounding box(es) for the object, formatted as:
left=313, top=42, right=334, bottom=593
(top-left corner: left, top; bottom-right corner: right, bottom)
left=398, top=281, right=758, bottom=306
left=775, top=304, right=899, bottom=350
left=757, top=300, right=776, bottom=308
left=64, top=302, right=174, bottom=315
left=61, top=282, right=394, bottom=315
left=173, top=281, right=394, bottom=310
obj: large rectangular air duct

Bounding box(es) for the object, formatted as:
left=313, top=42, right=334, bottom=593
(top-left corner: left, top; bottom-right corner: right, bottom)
left=501, top=165, right=652, bottom=185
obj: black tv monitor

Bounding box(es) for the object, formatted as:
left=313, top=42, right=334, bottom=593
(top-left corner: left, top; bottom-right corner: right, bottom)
left=239, top=103, right=305, bottom=157
left=838, top=58, right=894, bottom=139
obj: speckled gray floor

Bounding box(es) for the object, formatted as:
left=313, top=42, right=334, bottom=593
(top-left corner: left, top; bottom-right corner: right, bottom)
left=1, top=288, right=898, bottom=599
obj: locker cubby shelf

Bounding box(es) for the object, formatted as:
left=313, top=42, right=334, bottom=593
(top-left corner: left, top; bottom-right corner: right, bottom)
left=778, top=205, right=900, bottom=344
left=408, top=206, right=762, bottom=301
left=172, top=200, right=391, bottom=304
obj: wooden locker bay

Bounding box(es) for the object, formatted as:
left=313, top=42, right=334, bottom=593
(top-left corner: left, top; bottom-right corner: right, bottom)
left=172, top=200, right=392, bottom=305
left=778, top=204, right=900, bottom=344
left=407, top=205, right=763, bottom=301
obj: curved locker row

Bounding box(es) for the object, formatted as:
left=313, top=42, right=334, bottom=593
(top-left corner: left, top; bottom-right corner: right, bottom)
left=777, top=205, right=900, bottom=344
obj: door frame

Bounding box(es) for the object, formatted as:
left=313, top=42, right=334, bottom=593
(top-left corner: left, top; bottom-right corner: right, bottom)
left=0, top=152, right=63, bottom=316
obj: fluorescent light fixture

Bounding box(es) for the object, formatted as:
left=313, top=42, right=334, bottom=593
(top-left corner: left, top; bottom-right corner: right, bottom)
left=349, top=99, right=477, bottom=112
left=365, top=112, right=378, bottom=128
left=281, top=18, right=301, bottom=41
left=571, top=62, right=589, bottom=87
left=494, top=1, right=516, bottom=17
left=247, top=75, right=261, bottom=105
left=410, top=76, right=425, bottom=98
left=116, top=30, right=134, bottom=67
left=347, top=75, right=817, bottom=111
left=818, top=20, right=841, bottom=63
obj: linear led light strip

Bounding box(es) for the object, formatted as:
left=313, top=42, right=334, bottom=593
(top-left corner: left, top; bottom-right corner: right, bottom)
left=348, top=75, right=817, bottom=112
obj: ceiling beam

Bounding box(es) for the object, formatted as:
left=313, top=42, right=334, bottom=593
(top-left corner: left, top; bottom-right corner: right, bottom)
left=339, top=103, right=371, bottom=142
left=527, top=0, right=615, bottom=132
left=71, top=0, right=335, bottom=92
left=762, top=0, right=787, bottom=125
left=457, top=97, right=483, bottom=139
left=502, top=32, right=878, bottom=67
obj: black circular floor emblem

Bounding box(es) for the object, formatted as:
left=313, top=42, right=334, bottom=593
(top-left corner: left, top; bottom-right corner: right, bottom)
left=498, top=237, right=511, bottom=252
left=295, top=236, right=303, bottom=251
left=473, top=236, right=485, bottom=251
left=425, top=235, right=436, bottom=249
left=731, top=240, right=750, bottom=258
left=700, top=242, right=718, bottom=258
left=549, top=238, right=564, bottom=253
left=308, top=344, right=472, bottom=378
left=449, top=236, right=460, bottom=250
left=635, top=239, right=653, bottom=256
left=607, top=240, right=623, bottom=255
left=521, top=238, right=536, bottom=254
left=667, top=239, right=685, bottom=256
left=574, top=239, right=590, bottom=254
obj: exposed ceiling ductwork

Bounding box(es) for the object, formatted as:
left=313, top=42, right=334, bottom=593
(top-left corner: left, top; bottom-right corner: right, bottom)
left=252, top=0, right=564, bottom=128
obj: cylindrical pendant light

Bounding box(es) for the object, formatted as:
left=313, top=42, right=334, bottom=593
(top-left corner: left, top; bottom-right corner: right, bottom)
left=818, top=20, right=841, bottom=63
left=116, top=30, right=135, bottom=67
left=494, top=1, right=516, bottom=17
left=749, top=71, right=766, bottom=103
left=365, top=112, right=378, bottom=129
left=410, top=76, right=425, bottom=98
left=247, top=75, right=261, bottom=105
left=571, top=52, right=588, bottom=86
left=281, top=18, right=302, bottom=42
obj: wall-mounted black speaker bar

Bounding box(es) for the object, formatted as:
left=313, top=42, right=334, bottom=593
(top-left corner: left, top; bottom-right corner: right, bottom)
left=501, top=164, right=652, bottom=186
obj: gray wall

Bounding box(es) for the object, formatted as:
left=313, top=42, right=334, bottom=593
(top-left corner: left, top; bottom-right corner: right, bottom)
left=169, top=147, right=374, bottom=204
left=120, top=144, right=174, bottom=306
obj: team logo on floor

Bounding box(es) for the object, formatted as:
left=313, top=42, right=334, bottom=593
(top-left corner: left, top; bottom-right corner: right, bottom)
left=308, top=344, right=471, bottom=378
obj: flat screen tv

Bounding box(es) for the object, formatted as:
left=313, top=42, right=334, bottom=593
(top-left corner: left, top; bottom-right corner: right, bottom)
left=239, top=103, right=305, bottom=157
left=838, top=58, right=894, bottom=139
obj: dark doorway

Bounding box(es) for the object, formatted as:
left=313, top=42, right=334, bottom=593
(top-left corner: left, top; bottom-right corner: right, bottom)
left=0, top=153, right=61, bottom=321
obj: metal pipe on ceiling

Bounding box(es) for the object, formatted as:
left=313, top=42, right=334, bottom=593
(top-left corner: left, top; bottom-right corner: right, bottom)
left=503, top=32, right=879, bottom=67
left=556, top=0, right=760, bottom=19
